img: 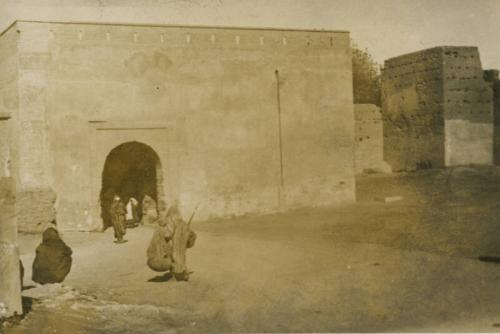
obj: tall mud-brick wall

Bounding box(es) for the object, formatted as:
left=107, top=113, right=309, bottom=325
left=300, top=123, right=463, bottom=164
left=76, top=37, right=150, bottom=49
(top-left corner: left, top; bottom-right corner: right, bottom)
left=483, top=69, right=500, bottom=165
left=382, top=48, right=445, bottom=171
left=442, top=47, right=493, bottom=166
left=0, top=21, right=355, bottom=231
left=382, top=46, right=493, bottom=171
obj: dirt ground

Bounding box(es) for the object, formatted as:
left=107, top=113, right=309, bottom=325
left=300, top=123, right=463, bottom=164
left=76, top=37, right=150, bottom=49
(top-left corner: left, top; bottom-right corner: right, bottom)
left=4, top=166, right=500, bottom=333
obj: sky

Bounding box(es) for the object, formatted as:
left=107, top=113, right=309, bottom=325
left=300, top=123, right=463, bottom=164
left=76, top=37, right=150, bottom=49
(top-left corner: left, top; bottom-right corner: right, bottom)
left=1, top=0, right=500, bottom=69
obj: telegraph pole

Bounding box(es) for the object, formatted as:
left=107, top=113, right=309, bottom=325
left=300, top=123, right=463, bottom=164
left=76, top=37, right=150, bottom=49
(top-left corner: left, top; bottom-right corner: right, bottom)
left=274, top=69, right=285, bottom=208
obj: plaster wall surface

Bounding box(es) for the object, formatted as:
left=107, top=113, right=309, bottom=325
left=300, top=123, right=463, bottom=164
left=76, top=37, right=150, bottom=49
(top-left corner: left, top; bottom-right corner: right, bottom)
left=382, top=46, right=493, bottom=171
left=353, top=104, right=391, bottom=174
left=5, top=21, right=355, bottom=231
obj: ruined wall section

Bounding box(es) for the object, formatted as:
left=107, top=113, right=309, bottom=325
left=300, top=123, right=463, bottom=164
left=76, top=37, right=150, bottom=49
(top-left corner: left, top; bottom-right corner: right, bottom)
left=382, top=48, right=445, bottom=171
left=442, top=47, right=493, bottom=166
left=0, top=178, right=22, bottom=318
left=12, top=21, right=354, bottom=230
left=354, top=104, right=391, bottom=174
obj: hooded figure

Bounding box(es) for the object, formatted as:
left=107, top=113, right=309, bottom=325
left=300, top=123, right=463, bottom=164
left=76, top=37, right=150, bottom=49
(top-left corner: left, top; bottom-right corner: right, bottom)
left=146, top=205, right=196, bottom=281
left=110, top=195, right=127, bottom=243
left=125, top=197, right=140, bottom=228
left=32, top=227, right=73, bottom=284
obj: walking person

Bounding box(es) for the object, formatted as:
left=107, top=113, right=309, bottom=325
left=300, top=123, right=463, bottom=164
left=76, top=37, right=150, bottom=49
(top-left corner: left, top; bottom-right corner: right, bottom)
left=169, top=205, right=197, bottom=281
left=110, top=195, right=127, bottom=243
left=146, top=204, right=197, bottom=281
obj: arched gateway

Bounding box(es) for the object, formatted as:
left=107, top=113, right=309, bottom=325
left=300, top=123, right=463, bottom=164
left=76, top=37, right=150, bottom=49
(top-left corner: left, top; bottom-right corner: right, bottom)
left=99, top=141, right=165, bottom=229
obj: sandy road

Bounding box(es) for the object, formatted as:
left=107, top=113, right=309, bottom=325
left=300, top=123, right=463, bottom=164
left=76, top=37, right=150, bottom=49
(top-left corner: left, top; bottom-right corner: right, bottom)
left=6, top=168, right=500, bottom=333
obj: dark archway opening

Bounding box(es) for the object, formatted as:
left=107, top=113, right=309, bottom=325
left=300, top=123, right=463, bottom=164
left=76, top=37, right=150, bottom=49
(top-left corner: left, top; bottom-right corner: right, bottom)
left=99, top=141, right=163, bottom=230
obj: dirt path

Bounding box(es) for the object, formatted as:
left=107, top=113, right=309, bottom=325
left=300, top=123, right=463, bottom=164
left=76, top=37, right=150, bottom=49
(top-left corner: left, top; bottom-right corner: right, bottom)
left=6, top=167, right=500, bottom=333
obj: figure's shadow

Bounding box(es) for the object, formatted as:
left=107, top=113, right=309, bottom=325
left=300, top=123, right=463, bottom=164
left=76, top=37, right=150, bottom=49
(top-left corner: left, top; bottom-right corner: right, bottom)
left=478, top=256, right=500, bottom=264
left=148, top=272, right=173, bottom=282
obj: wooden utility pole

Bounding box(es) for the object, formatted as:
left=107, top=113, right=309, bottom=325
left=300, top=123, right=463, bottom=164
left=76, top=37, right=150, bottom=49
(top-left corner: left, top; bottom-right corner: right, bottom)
left=275, top=70, right=285, bottom=208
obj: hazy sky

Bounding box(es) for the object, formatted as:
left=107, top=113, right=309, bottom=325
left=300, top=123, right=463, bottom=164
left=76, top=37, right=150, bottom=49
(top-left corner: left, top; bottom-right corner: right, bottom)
left=1, top=0, right=500, bottom=69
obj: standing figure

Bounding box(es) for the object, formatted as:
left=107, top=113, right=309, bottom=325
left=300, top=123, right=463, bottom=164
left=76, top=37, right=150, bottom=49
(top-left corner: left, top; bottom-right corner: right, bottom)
left=110, top=195, right=127, bottom=243
left=125, top=197, right=139, bottom=228
left=32, top=226, right=73, bottom=284
left=146, top=205, right=197, bottom=281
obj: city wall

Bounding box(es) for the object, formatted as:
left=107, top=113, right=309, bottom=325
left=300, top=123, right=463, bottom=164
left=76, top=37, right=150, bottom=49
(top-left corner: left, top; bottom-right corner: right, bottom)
left=3, top=21, right=355, bottom=231
left=382, top=46, right=493, bottom=171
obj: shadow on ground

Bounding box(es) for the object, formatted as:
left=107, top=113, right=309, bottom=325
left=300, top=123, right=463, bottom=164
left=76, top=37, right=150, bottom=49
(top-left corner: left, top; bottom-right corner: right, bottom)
left=148, top=272, right=173, bottom=282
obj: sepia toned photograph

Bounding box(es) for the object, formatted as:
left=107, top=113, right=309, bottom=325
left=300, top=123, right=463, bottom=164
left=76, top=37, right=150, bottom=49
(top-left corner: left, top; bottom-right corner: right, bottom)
left=0, top=0, right=500, bottom=332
